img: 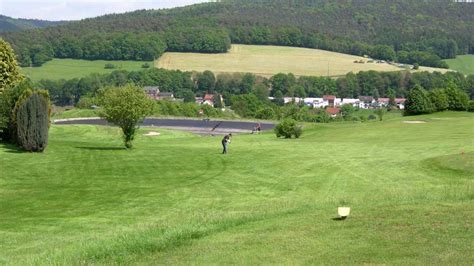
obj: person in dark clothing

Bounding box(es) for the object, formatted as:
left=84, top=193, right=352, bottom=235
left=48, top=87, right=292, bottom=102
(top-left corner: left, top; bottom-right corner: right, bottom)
left=222, top=133, right=232, bottom=154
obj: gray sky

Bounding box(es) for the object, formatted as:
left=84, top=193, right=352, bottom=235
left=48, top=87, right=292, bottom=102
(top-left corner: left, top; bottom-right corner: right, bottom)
left=0, top=0, right=210, bottom=21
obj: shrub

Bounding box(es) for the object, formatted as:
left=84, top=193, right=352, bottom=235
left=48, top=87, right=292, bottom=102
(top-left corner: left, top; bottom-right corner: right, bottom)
left=255, top=107, right=276, bottom=120
left=375, top=108, right=385, bottom=121
left=315, top=109, right=331, bottom=123
left=14, top=90, right=51, bottom=152
left=468, top=101, right=474, bottom=112
left=351, top=116, right=361, bottom=122
left=274, top=118, right=302, bottom=139
left=142, top=63, right=151, bottom=68
left=359, top=115, right=368, bottom=122
left=104, top=63, right=116, bottom=69
left=76, top=96, right=96, bottom=109
left=368, top=114, right=377, bottom=120
left=340, top=104, right=355, bottom=120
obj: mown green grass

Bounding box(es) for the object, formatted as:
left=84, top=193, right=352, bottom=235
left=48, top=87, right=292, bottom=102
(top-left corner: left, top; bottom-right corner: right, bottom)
left=0, top=112, right=473, bottom=264
left=444, top=55, right=474, bottom=75
left=21, top=58, right=153, bottom=82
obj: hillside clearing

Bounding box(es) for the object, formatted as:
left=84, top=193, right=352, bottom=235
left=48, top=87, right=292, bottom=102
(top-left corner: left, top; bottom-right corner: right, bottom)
left=444, top=55, right=474, bottom=75
left=156, top=44, right=450, bottom=77
left=1, top=112, right=473, bottom=264
left=21, top=58, right=152, bottom=81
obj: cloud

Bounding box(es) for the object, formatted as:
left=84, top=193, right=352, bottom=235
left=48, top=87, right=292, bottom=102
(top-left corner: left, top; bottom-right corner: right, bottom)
left=0, top=0, right=210, bottom=21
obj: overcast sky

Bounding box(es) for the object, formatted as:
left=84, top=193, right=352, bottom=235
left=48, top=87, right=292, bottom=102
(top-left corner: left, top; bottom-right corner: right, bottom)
left=0, top=0, right=210, bottom=21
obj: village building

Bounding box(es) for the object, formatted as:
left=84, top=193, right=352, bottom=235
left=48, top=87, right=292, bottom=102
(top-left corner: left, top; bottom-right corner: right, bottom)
left=326, top=107, right=341, bottom=117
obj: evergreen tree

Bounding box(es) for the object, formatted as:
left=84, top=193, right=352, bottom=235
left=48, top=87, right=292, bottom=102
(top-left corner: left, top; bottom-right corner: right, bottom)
left=13, top=90, right=51, bottom=152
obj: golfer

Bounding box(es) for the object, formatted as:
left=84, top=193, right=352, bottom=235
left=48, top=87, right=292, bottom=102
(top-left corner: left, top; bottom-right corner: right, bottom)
left=222, top=133, right=232, bottom=154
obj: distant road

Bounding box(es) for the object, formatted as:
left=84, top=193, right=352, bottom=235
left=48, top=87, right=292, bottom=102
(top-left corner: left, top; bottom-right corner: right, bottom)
left=54, top=118, right=275, bottom=135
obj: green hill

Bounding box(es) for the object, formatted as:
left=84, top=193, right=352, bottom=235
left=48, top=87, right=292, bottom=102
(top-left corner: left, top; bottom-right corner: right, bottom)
left=0, top=15, right=65, bottom=32
left=1, top=0, right=472, bottom=68
left=444, top=55, right=474, bottom=75
left=21, top=58, right=152, bottom=82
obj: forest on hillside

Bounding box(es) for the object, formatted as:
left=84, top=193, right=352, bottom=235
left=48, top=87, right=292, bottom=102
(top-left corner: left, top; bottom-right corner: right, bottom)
left=0, top=15, right=65, bottom=32
left=1, top=0, right=473, bottom=68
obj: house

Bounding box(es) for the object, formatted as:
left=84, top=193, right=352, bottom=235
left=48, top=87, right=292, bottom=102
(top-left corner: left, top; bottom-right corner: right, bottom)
left=195, top=97, right=203, bottom=104
left=342, top=98, right=360, bottom=107
left=377, top=98, right=390, bottom=107
left=157, top=92, right=174, bottom=101
left=144, top=86, right=160, bottom=100
left=304, top=97, right=324, bottom=108
left=202, top=94, right=223, bottom=106
left=323, top=95, right=337, bottom=107
left=283, top=97, right=303, bottom=104
left=395, top=98, right=406, bottom=110
left=326, top=107, right=341, bottom=117
left=359, top=96, right=375, bottom=109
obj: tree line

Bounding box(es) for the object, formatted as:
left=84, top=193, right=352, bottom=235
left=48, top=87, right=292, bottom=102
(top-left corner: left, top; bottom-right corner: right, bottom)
left=1, top=0, right=472, bottom=67
left=31, top=67, right=474, bottom=108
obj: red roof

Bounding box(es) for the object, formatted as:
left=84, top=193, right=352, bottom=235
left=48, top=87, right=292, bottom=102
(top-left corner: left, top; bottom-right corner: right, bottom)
left=204, top=94, right=214, bottom=101
left=378, top=98, right=390, bottom=103
left=326, top=107, right=340, bottom=115
left=323, top=95, right=336, bottom=101
left=395, top=98, right=406, bottom=103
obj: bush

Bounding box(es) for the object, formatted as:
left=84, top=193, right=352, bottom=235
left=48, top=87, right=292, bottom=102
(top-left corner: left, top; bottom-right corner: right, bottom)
left=274, top=118, right=302, bottom=139
left=14, top=90, right=51, bottom=152
left=375, top=108, right=385, bottom=121
left=315, top=109, right=330, bottom=123
left=351, top=116, right=361, bottom=122
left=359, top=115, right=368, bottom=122
left=142, top=63, right=151, bottom=68
left=468, top=101, right=474, bottom=112
left=368, top=114, right=377, bottom=120
left=76, top=96, right=96, bottom=109
left=104, top=63, right=116, bottom=69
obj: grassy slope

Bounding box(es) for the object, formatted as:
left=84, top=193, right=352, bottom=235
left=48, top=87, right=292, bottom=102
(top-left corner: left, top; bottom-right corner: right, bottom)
left=0, top=112, right=473, bottom=264
left=156, top=44, right=450, bottom=77
left=444, top=55, right=474, bottom=75
left=21, top=58, right=152, bottom=82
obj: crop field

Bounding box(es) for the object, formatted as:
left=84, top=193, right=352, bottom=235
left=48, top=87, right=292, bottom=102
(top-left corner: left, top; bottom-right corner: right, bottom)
left=1, top=111, right=472, bottom=264
left=444, top=55, right=474, bottom=75
left=156, top=44, right=450, bottom=77
left=21, top=58, right=153, bottom=81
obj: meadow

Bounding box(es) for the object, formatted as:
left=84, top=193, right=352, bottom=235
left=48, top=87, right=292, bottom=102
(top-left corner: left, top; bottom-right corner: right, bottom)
left=21, top=58, right=152, bottom=81
left=444, top=55, right=474, bottom=75
left=0, top=112, right=472, bottom=264
left=156, top=44, right=450, bottom=77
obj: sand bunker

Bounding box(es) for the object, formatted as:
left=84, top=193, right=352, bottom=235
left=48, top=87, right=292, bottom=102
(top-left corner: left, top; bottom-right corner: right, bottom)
left=403, top=121, right=426, bottom=124
left=143, top=131, right=161, bottom=136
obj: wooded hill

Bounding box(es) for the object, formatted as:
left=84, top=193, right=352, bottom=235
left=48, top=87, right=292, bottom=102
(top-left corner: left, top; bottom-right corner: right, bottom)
left=1, top=0, right=473, bottom=68
left=0, top=15, right=64, bottom=32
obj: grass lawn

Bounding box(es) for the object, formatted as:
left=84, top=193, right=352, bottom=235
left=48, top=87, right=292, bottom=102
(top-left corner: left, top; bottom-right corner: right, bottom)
left=21, top=58, right=153, bottom=82
left=444, top=55, right=474, bottom=75
left=156, top=44, right=450, bottom=77
left=0, top=112, right=473, bottom=264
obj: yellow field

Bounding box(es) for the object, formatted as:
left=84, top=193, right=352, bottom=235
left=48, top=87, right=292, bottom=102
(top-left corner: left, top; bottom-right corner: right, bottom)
left=156, top=44, right=450, bottom=77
